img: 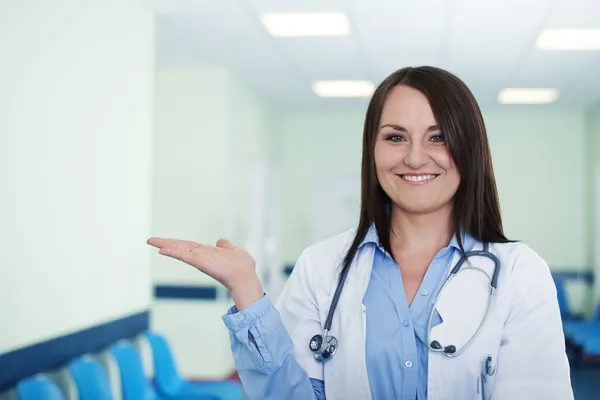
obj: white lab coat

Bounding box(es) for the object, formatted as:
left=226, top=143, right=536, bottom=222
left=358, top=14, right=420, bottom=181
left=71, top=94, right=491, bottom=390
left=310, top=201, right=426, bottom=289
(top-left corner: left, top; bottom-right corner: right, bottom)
left=275, top=228, right=574, bottom=400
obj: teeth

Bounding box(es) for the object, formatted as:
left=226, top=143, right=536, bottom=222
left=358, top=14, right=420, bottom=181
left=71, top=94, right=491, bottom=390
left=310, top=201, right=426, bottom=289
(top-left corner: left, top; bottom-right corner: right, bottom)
left=402, top=174, right=436, bottom=182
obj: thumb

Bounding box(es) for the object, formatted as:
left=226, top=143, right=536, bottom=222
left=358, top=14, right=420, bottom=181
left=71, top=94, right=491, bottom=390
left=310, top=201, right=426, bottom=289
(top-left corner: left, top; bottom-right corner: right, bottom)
left=216, top=238, right=236, bottom=250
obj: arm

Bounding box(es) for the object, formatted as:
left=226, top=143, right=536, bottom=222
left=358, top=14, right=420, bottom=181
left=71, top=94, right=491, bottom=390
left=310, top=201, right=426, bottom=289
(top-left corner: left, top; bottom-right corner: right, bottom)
left=491, top=247, right=574, bottom=400
left=222, top=249, right=325, bottom=400
left=146, top=237, right=325, bottom=399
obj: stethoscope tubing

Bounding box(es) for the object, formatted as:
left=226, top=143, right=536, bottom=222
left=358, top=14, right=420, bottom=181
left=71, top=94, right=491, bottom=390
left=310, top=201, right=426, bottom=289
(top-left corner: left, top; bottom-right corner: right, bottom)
left=315, top=242, right=501, bottom=361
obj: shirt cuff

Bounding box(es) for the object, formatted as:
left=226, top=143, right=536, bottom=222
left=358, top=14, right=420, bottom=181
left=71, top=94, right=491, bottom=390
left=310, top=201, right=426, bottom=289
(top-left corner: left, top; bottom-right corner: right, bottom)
left=222, top=293, right=274, bottom=331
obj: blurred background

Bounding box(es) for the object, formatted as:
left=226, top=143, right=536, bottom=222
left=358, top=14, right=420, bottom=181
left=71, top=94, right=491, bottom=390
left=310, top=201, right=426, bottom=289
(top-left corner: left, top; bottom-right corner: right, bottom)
left=1, top=0, right=600, bottom=399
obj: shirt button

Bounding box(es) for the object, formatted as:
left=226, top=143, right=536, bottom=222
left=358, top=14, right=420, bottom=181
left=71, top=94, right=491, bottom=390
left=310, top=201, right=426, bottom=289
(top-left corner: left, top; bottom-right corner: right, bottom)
left=239, top=314, right=246, bottom=321
left=405, top=360, right=413, bottom=368
left=420, top=288, right=428, bottom=296
left=403, top=320, right=409, bottom=327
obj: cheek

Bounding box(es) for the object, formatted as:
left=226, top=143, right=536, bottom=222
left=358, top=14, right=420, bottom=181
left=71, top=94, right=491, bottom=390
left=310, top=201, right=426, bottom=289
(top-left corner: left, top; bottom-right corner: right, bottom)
left=432, top=149, right=455, bottom=172
left=443, top=157, right=461, bottom=184
left=374, top=142, right=401, bottom=172
left=373, top=143, right=386, bottom=178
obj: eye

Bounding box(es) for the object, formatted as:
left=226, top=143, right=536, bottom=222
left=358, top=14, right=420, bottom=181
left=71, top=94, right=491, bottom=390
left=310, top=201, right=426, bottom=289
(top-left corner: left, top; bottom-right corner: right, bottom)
left=430, top=134, right=445, bottom=143
left=385, top=134, right=406, bottom=142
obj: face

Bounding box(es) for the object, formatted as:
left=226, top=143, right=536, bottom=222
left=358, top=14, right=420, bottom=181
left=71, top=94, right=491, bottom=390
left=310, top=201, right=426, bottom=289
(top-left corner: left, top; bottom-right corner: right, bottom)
left=374, top=85, right=460, bottom=215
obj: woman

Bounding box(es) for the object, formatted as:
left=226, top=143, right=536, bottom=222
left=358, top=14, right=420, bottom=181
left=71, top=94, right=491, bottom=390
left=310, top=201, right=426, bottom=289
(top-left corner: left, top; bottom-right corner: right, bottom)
left=148, top=66, right=574, bottom=400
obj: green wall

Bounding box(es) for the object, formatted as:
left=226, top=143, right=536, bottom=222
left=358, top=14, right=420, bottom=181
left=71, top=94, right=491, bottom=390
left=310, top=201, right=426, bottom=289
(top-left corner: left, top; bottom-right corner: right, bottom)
left=585, top=102, right=600, bottom=302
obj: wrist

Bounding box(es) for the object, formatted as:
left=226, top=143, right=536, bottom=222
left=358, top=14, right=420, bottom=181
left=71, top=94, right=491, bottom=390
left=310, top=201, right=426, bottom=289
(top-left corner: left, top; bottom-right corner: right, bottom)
left=230, top=275, right=264, bottom=311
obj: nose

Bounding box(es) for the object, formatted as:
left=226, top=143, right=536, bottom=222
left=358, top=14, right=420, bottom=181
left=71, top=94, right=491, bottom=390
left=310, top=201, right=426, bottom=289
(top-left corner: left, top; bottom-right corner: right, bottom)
left=404, top=141, right=429, bottom=168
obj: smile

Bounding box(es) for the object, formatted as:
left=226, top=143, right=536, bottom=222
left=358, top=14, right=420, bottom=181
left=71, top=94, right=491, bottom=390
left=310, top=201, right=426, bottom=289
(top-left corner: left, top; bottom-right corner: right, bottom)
left=399, top=174, right=439, bottom=184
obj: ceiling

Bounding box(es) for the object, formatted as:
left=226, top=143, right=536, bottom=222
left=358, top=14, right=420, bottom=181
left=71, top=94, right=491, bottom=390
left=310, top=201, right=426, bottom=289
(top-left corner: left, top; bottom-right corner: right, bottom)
left=148, top=0, right=600, bottom=110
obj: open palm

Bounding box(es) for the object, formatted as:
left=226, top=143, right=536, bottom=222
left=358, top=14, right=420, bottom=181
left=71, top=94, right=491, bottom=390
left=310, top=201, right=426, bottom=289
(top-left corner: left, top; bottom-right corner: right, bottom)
left=147, top=237, right=256, bottom=291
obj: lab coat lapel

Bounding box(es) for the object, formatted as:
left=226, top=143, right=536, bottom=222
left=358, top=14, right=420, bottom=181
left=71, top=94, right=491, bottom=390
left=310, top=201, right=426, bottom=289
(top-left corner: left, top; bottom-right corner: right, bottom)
left=427, top=245, right=499, bottom=400
left=428, top=250, right=463, bottom=350
left=323, top=244, right=374, bottom=400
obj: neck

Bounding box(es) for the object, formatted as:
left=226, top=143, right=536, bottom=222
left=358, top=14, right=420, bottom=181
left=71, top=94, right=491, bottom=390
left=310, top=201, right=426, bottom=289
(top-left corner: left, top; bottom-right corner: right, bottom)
left=389, top=203, right=455, bottom=254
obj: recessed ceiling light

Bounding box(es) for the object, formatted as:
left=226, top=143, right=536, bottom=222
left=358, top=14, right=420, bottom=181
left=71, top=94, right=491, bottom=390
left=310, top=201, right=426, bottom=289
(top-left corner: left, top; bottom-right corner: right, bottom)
left=260, top=13, right=351, bottom=37
left=312, top=80, right=374, bottom=98
left=536, top=28, right=600, bottom=50
left=498, top=88, right=559, bottom=104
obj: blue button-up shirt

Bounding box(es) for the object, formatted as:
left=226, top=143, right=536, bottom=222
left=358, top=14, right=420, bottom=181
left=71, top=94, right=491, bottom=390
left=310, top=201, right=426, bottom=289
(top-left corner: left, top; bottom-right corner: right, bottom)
left=361, top=225, right=475, bottom=399
left=222, top=226, right=476, bottom=399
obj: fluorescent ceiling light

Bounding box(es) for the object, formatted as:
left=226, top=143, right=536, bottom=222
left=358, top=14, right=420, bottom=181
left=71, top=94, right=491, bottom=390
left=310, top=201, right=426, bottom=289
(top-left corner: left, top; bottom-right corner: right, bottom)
left=312, top=80, right=374, bottom=98
left=260, top=13, right=351, bottom=37
left=536, top=28, right=600, bottom=50
left=498, top=88, right=559, bottom=104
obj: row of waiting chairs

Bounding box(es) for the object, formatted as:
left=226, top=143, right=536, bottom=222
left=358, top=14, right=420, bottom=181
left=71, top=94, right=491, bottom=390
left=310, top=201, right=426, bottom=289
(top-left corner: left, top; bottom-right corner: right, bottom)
left=554, top=279, right=600, bottom=358
left=1, top=331, right=245, bottom=400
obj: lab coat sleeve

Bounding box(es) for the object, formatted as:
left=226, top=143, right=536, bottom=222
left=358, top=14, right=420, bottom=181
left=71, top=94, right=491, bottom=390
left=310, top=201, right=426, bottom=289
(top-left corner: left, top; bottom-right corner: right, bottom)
left=221, top=249, right=325, bottom=400
left=491, top=246, right=574, bottom=400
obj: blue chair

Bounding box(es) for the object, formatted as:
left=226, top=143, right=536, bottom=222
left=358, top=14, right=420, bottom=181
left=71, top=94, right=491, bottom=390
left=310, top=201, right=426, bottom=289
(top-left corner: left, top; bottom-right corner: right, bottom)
left=583, top=336, right=600, bottom=356
left=145, top=332, right=244, bottom=400
left=563, top=301, right=600, bottom=345
left=68, top=356, right=113, bottom=400
left=554, top=278, right=573, bottom=319
left=16, top=376, right=64, bottom=400
left=110, top=341, right=158, bottom=400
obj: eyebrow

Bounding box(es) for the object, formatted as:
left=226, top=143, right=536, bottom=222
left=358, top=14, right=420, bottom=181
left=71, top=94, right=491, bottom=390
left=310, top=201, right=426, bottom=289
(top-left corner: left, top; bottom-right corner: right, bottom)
left=380, top=124, right=440, bottom=132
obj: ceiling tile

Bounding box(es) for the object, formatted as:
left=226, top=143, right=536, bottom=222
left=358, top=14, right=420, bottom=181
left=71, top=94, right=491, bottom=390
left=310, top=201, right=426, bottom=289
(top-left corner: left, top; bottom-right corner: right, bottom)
left=509, top=51, right=599, bottom=87
left=545, top=0, right=600, bottom=27
left=244, top=0, right=347, bottom=13
left=152, top=0, right=600, bottom=108
left=155, top=13, right=286, bottom=69
left=147, top=0, right=244, bottom=14
left=277, top=37, right=366, bottom=80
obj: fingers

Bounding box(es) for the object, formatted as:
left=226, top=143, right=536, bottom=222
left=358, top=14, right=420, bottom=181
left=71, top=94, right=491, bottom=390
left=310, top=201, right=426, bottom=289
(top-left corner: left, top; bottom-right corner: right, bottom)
left=147, top=237, right=236, bottom=271
left=158, top=247, right=196, bottom=265
left=147, top=237, right=200, bottom=251
left=152, top=239, right=205, bottom=267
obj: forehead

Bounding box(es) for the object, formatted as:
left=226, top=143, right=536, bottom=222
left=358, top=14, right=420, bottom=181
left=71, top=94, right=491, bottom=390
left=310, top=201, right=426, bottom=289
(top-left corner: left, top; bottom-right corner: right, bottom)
left=379, top=85, right=437, bottom=125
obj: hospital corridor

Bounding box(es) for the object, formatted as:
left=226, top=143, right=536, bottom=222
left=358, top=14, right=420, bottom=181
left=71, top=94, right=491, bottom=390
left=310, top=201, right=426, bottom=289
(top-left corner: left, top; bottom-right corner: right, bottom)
left=1, top=0, right=600, bottom=399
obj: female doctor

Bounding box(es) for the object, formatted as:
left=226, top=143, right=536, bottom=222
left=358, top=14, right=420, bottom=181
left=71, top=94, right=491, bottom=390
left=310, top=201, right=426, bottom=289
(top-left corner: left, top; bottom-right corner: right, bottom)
left=148, top=66, right=574, bottom=400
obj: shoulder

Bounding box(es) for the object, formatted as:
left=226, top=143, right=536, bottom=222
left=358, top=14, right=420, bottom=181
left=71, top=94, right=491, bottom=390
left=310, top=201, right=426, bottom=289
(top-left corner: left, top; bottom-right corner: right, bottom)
left=490, top=241, right=556, bottom=297
left=490, top=241, right=550, bottom=274
left=301, top=228, right=357, bottom=260
left=292, top=228, right=359, bottom=282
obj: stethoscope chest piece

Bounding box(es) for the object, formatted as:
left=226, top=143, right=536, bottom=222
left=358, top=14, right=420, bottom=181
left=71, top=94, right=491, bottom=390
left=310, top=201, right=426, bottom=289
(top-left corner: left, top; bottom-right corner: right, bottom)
left=310, top=332, right=338, bottom=362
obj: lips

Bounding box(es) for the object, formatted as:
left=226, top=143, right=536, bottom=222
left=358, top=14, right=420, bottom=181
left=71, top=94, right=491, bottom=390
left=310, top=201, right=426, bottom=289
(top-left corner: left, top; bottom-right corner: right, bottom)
left=398, top=174, right=439, bottom=184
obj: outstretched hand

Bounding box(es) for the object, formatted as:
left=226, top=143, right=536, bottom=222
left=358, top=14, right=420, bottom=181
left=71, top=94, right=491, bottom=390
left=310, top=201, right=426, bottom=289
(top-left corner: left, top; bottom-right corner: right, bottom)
left=147, top=237, right=264, bottom=310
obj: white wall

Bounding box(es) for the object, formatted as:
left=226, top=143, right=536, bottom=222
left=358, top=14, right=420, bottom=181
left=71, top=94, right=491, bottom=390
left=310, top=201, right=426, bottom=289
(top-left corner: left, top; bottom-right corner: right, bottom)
left=0, top=0, right=154, bottom=353
left=151, top=67, right=276, bottom=378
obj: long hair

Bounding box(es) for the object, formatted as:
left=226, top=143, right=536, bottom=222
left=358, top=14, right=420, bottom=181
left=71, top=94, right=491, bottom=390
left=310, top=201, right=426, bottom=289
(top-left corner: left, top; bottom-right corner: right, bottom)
left=337, top=66, right=511, bottom=286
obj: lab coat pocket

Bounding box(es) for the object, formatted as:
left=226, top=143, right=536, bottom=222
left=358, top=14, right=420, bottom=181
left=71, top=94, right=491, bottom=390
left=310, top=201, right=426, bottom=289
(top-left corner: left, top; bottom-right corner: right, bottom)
left=480, top=354, right=498, bottom=400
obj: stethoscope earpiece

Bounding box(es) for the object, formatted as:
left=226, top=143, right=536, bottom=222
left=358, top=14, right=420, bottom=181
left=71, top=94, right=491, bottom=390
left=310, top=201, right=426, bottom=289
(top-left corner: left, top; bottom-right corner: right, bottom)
left=430, top=340, right=442, bottom=350
left=430, top=340, right=457, bottom=354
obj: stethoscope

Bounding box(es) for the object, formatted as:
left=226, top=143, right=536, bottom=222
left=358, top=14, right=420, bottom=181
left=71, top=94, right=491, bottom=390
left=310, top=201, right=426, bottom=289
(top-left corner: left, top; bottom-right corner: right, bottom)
left=309, top=243, right=501, bottom=362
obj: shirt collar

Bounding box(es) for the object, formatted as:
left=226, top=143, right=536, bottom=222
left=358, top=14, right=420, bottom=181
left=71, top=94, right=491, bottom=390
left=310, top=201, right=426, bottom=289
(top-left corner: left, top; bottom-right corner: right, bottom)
left=359, top=223, right=478, bottom=253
